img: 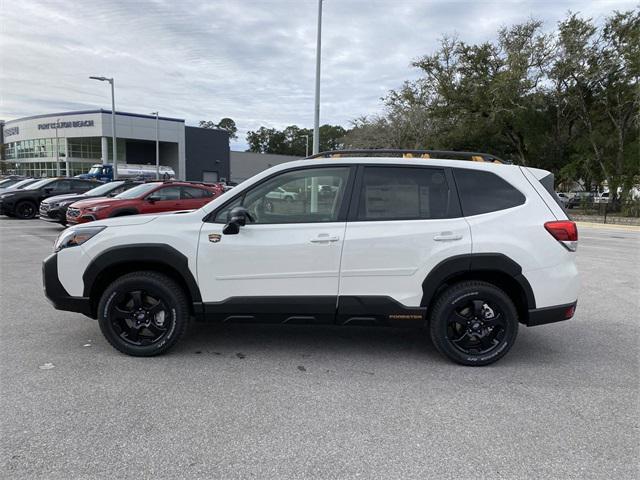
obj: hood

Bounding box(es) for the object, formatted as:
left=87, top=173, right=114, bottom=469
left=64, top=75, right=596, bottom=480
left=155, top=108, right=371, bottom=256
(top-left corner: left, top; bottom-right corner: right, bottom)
left=70, top=197, right=125, bottom=209
left=42, top=193, right=82, bottom=204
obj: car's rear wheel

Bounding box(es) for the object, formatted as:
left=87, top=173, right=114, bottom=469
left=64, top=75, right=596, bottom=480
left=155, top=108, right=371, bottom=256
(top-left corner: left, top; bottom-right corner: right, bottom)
left=15, top=201, right=37, bottom=219
left=97, top=271, right=189, bottom=356
left=429, top=281, right=518, bottom=366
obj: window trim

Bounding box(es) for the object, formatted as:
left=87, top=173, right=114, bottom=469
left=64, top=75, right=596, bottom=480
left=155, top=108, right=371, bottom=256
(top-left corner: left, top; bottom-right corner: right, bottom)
left=205, top=164, right=357, bottom=224
left=347, top=164, right=462, bottom=222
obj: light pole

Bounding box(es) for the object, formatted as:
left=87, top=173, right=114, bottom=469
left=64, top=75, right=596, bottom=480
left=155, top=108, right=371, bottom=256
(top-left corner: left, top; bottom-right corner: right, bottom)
left=89, top=76, right=118, bottom=179
left=312, top=0, right=323, bottom=155
left=303, top=134, right=310, bottom=157
left=311, top=0, right=323, bottom=213
left=55, top=118, right=60, bottom=177
left=151, top=112, right=160, bottom=179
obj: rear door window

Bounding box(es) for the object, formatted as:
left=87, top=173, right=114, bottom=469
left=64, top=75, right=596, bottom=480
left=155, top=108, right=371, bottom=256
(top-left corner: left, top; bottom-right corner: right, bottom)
left=356, top=166, right=457, bottom=220
left=453, top=169, right=525, bottom=216
left=182, top=186, right=213, bottom=199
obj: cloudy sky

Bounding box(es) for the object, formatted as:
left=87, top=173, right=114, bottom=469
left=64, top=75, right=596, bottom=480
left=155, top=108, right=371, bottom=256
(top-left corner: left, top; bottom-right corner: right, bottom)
left=0, top=0, right=635, bottom=149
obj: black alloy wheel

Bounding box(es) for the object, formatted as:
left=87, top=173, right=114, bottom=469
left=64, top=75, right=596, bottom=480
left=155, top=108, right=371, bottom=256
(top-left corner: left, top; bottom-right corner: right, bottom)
left=98, top=271, right=189, bottom=356
left=15, top=201, right=37, bottom=219
left=429, top=281, right=518, bottom=366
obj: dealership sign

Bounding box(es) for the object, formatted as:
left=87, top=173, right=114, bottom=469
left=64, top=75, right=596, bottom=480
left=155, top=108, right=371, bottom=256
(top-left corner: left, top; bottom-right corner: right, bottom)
left=38, top=120, right=95, bottom=130
left=4, top=126, right=19, bottom=137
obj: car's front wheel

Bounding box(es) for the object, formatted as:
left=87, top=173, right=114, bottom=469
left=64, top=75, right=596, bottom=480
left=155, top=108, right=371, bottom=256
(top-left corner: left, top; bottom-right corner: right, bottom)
left=429, top=281, right=518, bottom=366
left=97, top=271, right=189, bottom=356
left=15, top=201, right=37, bottom=219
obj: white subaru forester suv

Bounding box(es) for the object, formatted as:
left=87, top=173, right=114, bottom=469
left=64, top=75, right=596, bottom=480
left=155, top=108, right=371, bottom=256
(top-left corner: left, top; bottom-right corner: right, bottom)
left=43, top=150, right=579, bottom=366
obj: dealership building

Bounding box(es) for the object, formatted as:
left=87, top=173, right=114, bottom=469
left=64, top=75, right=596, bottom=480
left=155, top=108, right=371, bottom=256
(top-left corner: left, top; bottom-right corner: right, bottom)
left=0, top=110, right=230, bottom=181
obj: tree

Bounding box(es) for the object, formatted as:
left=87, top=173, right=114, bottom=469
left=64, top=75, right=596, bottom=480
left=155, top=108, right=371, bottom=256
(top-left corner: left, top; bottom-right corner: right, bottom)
left=217, top=118, right=238, bottom=139
left=199, top=118, right=238, bottom=139
left=245, top=124, right=346, bottom=156
left=343, top=9, right=639, bottom=192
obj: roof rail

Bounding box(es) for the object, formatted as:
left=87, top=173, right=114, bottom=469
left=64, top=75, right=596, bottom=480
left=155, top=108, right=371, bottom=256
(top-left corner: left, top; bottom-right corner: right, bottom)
left=305, top=149, right=508, bottom=164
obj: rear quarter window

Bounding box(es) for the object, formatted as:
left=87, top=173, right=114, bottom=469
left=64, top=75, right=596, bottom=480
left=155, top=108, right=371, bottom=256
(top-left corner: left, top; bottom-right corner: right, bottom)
left=453, top=169, right=525, bottom=216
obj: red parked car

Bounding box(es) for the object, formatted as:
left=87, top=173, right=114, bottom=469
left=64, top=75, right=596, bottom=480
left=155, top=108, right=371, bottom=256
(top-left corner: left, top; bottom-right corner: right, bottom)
left=66, top=181, right=223, bottom=225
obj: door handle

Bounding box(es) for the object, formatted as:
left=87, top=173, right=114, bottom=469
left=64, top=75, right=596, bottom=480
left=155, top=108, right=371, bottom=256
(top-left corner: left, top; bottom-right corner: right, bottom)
left=310, top=235, right=340, bottom=244
left=433, top=232, right=463, bottom=241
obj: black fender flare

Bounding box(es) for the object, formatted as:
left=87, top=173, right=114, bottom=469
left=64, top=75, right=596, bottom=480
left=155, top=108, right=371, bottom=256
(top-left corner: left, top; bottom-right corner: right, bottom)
left=82, top=243, right=202, bottom=307
left=421, top=253, right=536, bottom=310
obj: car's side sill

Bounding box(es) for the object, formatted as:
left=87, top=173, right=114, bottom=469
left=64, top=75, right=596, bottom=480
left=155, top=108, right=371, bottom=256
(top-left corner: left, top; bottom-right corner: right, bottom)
left=194, top=295, right=426, bottom=327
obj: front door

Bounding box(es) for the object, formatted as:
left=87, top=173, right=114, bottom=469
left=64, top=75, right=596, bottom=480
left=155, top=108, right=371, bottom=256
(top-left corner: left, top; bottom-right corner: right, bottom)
left=141, top=185, right=182, bottom=214
left=337, top=165, right=472, bottom=324
left=197, top=166, right=354, bottom=323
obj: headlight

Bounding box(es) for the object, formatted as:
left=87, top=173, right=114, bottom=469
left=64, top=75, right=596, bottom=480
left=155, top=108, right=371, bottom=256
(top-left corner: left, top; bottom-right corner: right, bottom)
left=0, top=193, right=13, bottom=199
left=86, top=205, right=111, bottom=212
left=54, top=226, right=106, bottom=252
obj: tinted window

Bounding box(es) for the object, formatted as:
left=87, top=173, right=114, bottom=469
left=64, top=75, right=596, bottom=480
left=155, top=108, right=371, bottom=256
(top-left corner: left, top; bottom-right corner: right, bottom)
left=538, top=173, right=566, bottom=211
left=182, top=186, right=213, bottom=199
left=453, top=169, right=525, bottom=216
left=357, top=167, right=455, bottom=220
left=50, top=180, right=71, bottom=191
left=115, top=183, right=160, bottom=199
left=152, top=186, right=181, bottom=200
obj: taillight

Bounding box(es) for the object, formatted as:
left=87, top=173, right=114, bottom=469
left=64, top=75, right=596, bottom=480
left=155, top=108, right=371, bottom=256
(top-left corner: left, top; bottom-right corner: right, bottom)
left=544, top=220, right=578, bottom=251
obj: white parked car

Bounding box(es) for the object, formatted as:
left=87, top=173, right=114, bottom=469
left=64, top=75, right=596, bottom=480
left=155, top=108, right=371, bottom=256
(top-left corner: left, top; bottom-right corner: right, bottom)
left=43, top=150, right=579, bottom=366
left=265, top=186, right=298, bottom=202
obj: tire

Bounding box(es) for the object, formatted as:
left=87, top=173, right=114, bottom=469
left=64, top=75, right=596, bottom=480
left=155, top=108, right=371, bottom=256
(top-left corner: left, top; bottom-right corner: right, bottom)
left=284, top=196, right=293, bottom=203
left=14, top=201, right=37, bottom=219
left=429, top=281, right=518, bottom=366
left=97, top=271, right=189, bottom=356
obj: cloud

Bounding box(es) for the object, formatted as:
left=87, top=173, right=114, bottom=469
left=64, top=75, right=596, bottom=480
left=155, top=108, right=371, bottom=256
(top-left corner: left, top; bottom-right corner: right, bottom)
left=0, top=0, right=635, bottom=150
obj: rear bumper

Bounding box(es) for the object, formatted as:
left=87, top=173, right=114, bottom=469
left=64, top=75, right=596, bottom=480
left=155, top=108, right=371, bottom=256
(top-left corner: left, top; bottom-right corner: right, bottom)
left=526, top=301, right=577, bottom=327
left=42, top=253, right=94, bottom=318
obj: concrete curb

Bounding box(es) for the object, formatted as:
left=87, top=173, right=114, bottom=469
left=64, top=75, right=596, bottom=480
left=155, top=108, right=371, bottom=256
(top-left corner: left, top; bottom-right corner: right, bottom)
left=576, top=221, right=640, bottom=231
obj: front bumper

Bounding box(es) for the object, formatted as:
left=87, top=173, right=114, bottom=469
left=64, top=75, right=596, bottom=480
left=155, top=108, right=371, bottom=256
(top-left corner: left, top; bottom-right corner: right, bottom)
left=39, top=205, right=64, bottom=222
left=42, top=253, right=94, bottom=318
left=0, top=200, right=14, bottom=215
left=526, top=301, right=577, bottom=327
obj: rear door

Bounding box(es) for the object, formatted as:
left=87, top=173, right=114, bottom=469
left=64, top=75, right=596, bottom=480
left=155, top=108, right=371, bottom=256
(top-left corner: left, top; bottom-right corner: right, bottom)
left=338, top=165, right=471, bottom=319
left=180, top=186, right=214, bottom=210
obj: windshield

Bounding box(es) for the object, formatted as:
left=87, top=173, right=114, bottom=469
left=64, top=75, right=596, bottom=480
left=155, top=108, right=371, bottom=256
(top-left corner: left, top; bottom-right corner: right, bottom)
left=0, top=179, right=17, bottom=187
left=6, top=179, right=35, bottom=189
left=24, top=178, right=55, bottom=190
left=114, top=182, right=159, bottom=199
left=85, top=181, right=124, bottom=196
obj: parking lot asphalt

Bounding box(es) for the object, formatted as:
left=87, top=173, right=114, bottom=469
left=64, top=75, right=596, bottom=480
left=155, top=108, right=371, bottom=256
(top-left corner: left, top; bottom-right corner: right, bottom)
left=1, top=218, right=638, bottom=480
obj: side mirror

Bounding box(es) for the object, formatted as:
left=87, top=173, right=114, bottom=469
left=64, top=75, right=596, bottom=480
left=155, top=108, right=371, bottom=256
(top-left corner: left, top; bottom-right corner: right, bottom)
left=147, top=195, right=160, bottom=203
left=44, top=187, right=53, bottom=194
left=223, top=206, right=251, bottom=235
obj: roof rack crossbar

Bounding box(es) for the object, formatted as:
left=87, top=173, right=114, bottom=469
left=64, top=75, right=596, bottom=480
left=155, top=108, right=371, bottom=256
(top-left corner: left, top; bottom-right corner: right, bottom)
left=305, top=149, right=508, bottom=164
